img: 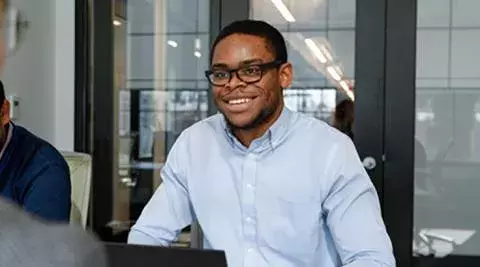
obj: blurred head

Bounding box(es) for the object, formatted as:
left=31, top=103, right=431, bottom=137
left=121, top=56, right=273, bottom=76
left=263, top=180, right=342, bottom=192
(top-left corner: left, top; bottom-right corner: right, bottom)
left=333, top=99, right=354, bottom=139
left=206, top=20, right=293, bottom=130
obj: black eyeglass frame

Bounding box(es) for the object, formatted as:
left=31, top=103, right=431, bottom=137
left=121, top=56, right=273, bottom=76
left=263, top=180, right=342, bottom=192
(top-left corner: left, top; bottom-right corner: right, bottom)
left=204, top=60, right=284, bottom=86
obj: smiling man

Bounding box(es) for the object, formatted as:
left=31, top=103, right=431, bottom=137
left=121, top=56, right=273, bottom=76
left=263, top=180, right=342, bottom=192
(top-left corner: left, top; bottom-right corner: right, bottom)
left=128, top=20, right=395, bottom=267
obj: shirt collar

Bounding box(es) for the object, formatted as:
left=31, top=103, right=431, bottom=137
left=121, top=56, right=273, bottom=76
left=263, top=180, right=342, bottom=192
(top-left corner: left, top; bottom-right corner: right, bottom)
left=0, top=122, right=13, bottom=160
left=221, top=106, right=294, bottom=152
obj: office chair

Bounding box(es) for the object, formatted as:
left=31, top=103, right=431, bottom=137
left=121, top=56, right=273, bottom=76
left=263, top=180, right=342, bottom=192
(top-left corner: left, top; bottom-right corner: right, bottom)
left=62, top=151, right=92, bottom=229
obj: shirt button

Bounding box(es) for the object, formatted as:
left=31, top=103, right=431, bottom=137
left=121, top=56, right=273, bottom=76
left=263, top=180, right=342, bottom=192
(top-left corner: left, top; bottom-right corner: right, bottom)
left=246, top=248, right=254, bottom=253
left=246, top=184, right=254, bottom=189
left=246, top=217, right=254, bottom=223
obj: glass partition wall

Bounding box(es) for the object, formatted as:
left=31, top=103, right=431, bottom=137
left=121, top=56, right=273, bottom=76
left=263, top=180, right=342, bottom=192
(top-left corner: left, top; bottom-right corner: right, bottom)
left=412, top=0, right=480, bottom=264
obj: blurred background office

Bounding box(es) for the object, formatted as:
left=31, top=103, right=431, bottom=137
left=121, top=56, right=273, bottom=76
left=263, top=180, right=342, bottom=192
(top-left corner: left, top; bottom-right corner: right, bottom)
left=3, top=0, right=480, bottom=266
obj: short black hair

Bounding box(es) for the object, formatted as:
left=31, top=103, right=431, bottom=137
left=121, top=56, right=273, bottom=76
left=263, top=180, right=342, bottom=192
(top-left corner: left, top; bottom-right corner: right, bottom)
left=0, top=80, right=4, bottom=103
left=210, top=20, right=288, bottom=64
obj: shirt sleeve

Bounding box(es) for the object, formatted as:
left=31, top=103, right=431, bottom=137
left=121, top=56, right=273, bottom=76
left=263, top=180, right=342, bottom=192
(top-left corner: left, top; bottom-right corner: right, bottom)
left=322, top=137, right=396, bottom=267
left=23, top=163, right=72, bottom=222
left=128, top=134, right=194, bottom=246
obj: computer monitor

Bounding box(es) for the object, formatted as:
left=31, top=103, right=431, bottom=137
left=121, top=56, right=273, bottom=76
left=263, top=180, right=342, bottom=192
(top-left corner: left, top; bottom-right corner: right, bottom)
left=104, top=242, right=227, bottom=267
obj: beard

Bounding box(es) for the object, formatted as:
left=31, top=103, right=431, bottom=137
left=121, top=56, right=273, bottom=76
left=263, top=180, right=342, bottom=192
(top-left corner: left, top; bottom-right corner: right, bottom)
left=215, top=87, right=284, bottom=131
left=225, top=106, right=275, bottom=131
left=221, top=92, right=282, bottom=131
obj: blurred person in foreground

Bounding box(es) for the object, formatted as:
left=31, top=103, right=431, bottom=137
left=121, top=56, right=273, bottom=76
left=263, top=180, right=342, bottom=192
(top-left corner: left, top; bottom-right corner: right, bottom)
left=129, top=20, right=395, bottom=267
left=0, top=1, right=106, bottom=267
left=0, top=198, right=106, bottom=267
left=0, top=10, right=71, bottom=222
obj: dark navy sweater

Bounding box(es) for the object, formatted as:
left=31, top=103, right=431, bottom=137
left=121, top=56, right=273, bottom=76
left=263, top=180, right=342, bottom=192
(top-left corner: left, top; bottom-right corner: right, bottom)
left=0, top=124, right=71, bottom=222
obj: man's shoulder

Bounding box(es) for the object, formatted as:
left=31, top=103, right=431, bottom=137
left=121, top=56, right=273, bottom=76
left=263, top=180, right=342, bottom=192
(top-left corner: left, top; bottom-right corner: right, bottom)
left=13, top=125, right=69, bottom=170
left=293, top=111, right=349, bottom=144
left=176, top=113, right=224, bottom=142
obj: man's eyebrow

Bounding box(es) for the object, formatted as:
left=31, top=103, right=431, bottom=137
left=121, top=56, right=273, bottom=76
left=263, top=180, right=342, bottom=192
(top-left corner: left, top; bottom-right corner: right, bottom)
left=211, top=63, right=229, bottom=69
left=211, top=59, right=264, bottom=69
left=239, top=59, right=263, bottom=66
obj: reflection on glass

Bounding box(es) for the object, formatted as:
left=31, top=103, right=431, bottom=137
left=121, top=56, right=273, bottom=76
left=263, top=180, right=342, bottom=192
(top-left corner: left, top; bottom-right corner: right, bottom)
left=112, top=0, right=210, bottom=246
left=414, top=0, right=480, bottom=257
left=250, top=0, right=355, bottom=124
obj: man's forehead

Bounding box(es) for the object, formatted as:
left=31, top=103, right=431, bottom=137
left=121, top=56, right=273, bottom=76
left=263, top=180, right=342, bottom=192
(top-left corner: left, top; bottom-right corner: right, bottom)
left=211, top=35, right=273, bottom=65
left=216, top=34, right=268, bottom=50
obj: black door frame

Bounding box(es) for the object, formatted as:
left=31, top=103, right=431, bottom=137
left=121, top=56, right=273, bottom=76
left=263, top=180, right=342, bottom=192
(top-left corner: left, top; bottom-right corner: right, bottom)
left=382, top=0, right=416, bottom=265
left=74, top=0, right=90, bottom=154
left=75, top=0, right=116, bottom=234
left=90, top=0, right=116, bottom=236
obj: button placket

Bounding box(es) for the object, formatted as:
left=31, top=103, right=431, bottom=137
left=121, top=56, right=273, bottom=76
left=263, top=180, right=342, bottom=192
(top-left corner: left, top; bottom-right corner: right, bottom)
left=242, top=152, right=258, bottom=259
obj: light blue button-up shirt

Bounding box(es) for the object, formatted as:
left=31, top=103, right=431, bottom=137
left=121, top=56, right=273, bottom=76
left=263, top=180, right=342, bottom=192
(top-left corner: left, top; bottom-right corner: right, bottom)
left=128, top=107, right=395, bottom=267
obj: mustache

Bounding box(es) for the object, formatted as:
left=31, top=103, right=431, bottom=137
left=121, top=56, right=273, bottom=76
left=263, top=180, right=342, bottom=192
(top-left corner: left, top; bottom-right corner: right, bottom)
left=219, top=84, right=265, bottom=97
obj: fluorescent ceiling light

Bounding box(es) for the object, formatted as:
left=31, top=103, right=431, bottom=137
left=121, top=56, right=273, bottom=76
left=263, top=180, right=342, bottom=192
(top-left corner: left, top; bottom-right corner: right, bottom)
left=167, top=40, right=178, bottom=47
left=305, top=38, right=327, bottom=63
left=320, top=45, right=333, bottom=62
left=339, top=80, right=350, bottom=92
left=271, top=0, right=295, bottom=22
left=195, top=38, right=201, bottom=50
left=347, top=90, right=355, bottom=101
left=327, top=66, right=342, bottom=81
left=340, top=80, right=354, bottom=100
left=113, top=20, right=122, bottom=26
left=194, top=51, right=202, bottom=58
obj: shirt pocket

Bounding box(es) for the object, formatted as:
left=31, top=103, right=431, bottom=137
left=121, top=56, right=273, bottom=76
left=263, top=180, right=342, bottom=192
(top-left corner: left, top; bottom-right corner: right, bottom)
left=256, top=188, right=322, bottom=260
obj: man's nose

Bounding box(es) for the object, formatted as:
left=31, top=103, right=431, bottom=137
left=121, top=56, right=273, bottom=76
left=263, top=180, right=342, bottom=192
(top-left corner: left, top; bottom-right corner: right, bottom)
left=225, top=71, right=246, bottom=90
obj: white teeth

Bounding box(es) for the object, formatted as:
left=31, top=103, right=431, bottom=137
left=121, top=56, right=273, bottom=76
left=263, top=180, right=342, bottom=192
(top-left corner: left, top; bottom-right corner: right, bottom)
left=228, top=98, right=252, bottom=105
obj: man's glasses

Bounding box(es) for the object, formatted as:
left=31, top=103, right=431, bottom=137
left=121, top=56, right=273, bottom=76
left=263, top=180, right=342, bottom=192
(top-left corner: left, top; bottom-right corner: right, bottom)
left=3, top=6, right=29, bottom=56
left=205, top=60, right=283, bottom=87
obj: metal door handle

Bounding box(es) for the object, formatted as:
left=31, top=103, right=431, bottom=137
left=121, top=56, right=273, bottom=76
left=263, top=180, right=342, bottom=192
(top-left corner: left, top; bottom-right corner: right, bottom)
left=362, top=156, right=377, bottom=170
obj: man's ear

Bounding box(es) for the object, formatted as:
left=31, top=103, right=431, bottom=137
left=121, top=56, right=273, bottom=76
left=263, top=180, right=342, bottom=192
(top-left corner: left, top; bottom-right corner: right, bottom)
left=279, top=62, right=293, bottom=89
left=1, top=99, right=10, bottom=125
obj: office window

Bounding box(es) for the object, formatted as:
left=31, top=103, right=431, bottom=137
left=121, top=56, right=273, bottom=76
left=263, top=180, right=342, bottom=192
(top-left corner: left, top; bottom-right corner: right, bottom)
left=250, top=0, right=355, bottom=124
left=414, top=0, right=480, bottom=257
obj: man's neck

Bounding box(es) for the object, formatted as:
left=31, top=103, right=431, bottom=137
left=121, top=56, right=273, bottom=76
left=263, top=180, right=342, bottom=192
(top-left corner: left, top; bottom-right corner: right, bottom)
left=233, top=104, right=283, bottom=148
